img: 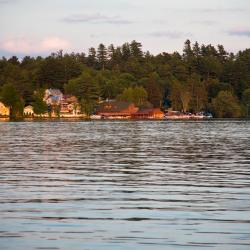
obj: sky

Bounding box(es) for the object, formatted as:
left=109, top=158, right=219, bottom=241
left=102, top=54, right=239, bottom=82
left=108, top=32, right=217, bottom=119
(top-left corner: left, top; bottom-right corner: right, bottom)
left=0, top=0, right=249, bottom=57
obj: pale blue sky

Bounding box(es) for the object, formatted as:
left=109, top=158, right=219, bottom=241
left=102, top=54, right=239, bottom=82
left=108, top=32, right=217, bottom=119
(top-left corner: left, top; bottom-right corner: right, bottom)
left=0, top=0, right=249, bottom=57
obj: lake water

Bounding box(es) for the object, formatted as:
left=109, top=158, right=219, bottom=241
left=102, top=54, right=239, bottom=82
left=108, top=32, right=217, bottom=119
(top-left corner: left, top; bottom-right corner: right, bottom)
left=0, top=120, right=250, bottom=250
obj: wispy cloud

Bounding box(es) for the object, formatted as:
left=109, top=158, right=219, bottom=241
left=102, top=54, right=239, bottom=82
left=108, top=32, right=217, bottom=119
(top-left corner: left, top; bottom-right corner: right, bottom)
left=228, top=28, right=250, bottom=37
left=191, top=20, right=218, bottom=26
left=0, top=37, right=70, bottom=54
left=62, top=13, right=133, bottom=25
left=165, top=7, right=245, bottom=14
left=198, top=8, right=245, bottom=13
left=149, top=31, right=190, bottom=39
left=0, top=0, right=17, bottom=4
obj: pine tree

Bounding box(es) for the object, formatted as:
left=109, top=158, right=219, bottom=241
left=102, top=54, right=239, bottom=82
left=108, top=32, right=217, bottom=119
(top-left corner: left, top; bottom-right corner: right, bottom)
left=87, top=47, right=97, bottom=68
left=97, top=43, right=108, bottom=70
left=146, top=72, right=162, bottom=108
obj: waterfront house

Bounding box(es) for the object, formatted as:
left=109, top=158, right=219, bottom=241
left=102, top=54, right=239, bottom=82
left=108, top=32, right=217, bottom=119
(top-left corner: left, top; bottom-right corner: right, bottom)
left=43, top=89, right=64, bottom=117
left=0, top=102, right=10, bottom=117
left=60, top=95, right=81, bottom=116
left=96, top=101, right=139, bottom=119
left=132, top=108, right=164, bottom=119
left=23, top=105, right=34, bottom=116
left=43, top=89, right=63, bottom=106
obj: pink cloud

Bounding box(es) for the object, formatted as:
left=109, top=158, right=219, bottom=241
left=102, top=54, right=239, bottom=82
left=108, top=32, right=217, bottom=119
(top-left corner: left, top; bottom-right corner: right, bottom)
left=41, top=37, right=70, bottom=50
left=0, top=36, right=70, bottom=54
left=228, top=28, right=250, bottom=37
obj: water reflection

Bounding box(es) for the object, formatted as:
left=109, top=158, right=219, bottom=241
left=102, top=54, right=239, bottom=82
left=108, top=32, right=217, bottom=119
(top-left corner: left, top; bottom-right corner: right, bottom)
left=0, top=121, right=250, bottom=249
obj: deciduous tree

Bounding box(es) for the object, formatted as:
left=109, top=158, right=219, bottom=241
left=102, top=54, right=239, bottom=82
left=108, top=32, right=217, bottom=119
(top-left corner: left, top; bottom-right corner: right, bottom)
left=0, top=83, right=24, bottom=118
left=212, top=91, right=242, bottom=118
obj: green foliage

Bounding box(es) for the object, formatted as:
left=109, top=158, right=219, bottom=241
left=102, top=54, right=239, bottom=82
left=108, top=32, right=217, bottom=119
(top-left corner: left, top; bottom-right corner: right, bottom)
left=0, top=40, right=249, bottom=118
left=65, top=72, right=99, bottom=101
left=206, top=79, right=232, bottom=102
left=0, top=83, right=24, bottom=118
left=32, top=89, right=47, bottom=115
left=242, top=88, right=250, bottom=105
left=134, top=86, right=148, bottom=106
left=187, top=74, right=207, bottom=112
left=37, top=51, right=82, bottom=90
left=117, top=73, right=136, bottom=89
left=97, top=44, right=108, bottom=70
left=95, top=71, right=113, bottom=99
left=130, top=40, right=143, bottom=59
left=242, top=88, right=250, bottom=117
left=87, top=47, right=97, bottom=68
left=146, top=72, right=163, bottom=108
left=180, top=85, right=191, bottom=113
left=121, top=43, right=131, bottom=61
left=118, top=86, right=148, bottom=107
left=169, top=79, right=182, bottom=111
left=65, top=72, right=100, bottom=116
left=212, top=91, right=242, bottom=118
left=80, top=99, right=94, bottom=118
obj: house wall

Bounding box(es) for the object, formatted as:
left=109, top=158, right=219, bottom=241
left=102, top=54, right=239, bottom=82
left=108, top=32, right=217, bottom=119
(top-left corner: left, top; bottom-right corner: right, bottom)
left=0, top=102, right=10, bottom=116
left=24, top=107, right=34, bottom=116
left=126, top=104, right=139, bottom=114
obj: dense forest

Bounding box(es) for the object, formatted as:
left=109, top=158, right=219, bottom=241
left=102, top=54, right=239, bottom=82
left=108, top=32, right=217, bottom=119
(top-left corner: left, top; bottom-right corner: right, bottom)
left=0, top=40, right=250, bottom=118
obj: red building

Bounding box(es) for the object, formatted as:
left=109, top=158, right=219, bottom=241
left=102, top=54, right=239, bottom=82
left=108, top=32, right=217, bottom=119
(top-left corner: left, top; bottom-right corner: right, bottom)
left=96, top=101, right=139, bottom=119
left=132, top=108, right=164, bottom=119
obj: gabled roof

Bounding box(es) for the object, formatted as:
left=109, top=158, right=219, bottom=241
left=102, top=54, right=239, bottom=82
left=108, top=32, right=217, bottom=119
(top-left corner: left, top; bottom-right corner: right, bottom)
left=133, top=108, right=163, bottom=115
left=24, top=105, right=33, bottom=109
left=47, top=89, right=63, bottom=96
left=97, top=101, right=134, bottom=113
left=62, top=95, right=77, bottom=103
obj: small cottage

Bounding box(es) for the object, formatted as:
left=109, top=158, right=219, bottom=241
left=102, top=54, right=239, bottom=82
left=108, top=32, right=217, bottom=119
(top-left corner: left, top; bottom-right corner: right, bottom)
left=24, top=105, right=34, bottom=116
left=0, top=102, right=10, bottom=117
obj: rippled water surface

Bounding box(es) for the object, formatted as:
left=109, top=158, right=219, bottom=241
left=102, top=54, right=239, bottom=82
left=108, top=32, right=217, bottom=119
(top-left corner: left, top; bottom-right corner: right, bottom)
left=0, top=120, right=250, bottom=250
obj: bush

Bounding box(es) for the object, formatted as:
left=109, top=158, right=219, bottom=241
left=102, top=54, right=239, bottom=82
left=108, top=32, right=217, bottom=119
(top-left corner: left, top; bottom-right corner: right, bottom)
left=212, top=91, right=242, bottom=118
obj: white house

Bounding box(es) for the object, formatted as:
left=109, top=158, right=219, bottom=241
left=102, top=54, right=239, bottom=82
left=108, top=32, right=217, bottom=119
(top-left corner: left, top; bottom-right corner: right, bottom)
left=23, top=105, right=34, bottom=116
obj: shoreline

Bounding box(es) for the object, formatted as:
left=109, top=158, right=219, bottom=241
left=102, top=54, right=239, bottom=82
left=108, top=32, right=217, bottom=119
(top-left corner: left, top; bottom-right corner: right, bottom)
left=0, top=117, right=249, bottom=122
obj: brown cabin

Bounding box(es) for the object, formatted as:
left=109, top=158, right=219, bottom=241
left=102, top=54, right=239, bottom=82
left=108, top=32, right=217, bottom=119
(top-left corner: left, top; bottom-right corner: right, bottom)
left=132, top=108, right=164, bottom=119
left=96, top=101, right=139, bottom=119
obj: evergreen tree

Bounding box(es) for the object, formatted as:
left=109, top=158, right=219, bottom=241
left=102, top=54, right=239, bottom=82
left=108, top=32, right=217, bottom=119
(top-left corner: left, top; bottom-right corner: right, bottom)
left=130, top=40, right=143, bottom=59
left=0, top=39, right=248, bottom=118
left=183, top=39, right=193, bottom=59
left=87, top=47, right=97, bottom=68
left=38, top=56, right=65, bottom=89
left=65, top=72, right=100, bottom=117
left=169, top=79, right=182, bottom=111
left=121, top=43, right=131, bottom=61
left=146, top=72, right=163, bottom=108
left=193, top=41, right=200, bottom=57
left=97, top=43, right=108, bottom=70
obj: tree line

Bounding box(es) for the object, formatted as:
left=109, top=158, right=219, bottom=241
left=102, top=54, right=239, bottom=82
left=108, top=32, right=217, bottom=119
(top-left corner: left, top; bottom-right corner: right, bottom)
left=0, top=39, right=250, bottom=118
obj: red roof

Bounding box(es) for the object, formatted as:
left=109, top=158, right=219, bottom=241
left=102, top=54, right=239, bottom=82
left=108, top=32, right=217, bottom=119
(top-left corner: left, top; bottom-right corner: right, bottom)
left=133, top=108, right=163, bottom=116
